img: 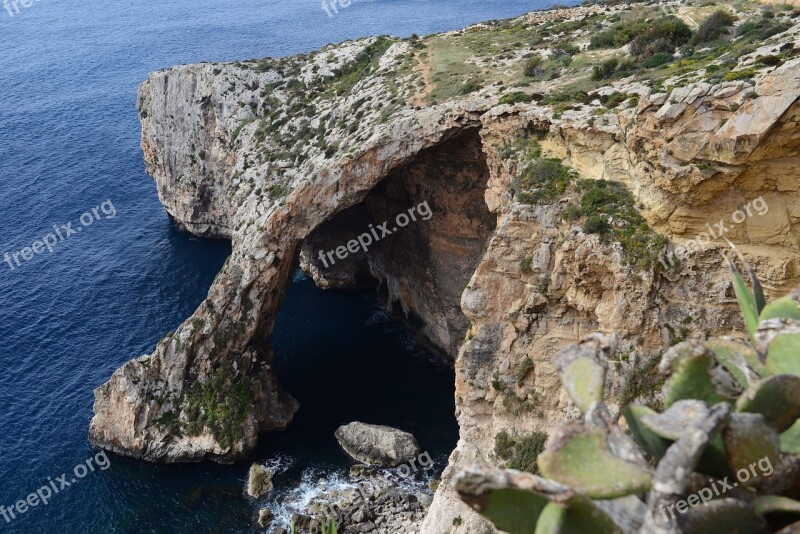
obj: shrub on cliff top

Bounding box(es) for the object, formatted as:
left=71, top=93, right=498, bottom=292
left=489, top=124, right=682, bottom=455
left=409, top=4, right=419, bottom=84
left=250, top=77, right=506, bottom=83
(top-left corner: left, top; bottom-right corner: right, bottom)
left=590, top=15, right=691, bottom=60
left=591, top=57, right=619, bottom=80
left=641, top=52, right=674, bottom=69
left=724, top=67, right=756, bottom=81
left=522, top=56, right=543, bottom=77
left=498, top=91, right=534, bottom=105
left=589, top=18, right=650, bottom=49
left=692, top=9, right=737, bottom=44
left=737, top=15, right=791, bottom=41
left=629, top=17, right=692, bottom=58
left=330, top=36, right=393, bottom=95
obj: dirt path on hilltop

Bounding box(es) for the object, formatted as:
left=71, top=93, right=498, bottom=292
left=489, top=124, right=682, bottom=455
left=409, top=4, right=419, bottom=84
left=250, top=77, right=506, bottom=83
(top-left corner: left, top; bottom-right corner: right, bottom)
left=411, top=52, right=434, bottom=106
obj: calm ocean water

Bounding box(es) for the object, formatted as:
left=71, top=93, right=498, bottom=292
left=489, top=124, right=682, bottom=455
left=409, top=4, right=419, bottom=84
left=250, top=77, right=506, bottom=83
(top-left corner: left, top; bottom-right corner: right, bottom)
left=0, top=0, right=573, bottom=531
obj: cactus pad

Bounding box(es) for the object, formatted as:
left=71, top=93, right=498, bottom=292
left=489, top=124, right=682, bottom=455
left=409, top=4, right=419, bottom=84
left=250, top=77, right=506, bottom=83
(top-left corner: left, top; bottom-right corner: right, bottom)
left=736, top=374, right=800, bottom=432
left=537, top=422, right=652, bottom=498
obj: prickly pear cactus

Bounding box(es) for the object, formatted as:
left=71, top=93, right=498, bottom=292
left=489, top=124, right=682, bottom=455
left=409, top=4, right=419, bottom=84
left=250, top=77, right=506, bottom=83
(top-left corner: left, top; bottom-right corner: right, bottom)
left=455, top=258, right=800, bottom=534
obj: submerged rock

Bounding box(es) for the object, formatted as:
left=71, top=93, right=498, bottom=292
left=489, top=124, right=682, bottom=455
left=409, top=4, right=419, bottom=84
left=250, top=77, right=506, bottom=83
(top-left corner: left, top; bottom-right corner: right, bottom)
left=335, top=422, right=421, bottom=467
left=247, top=463, right=273, bottom=498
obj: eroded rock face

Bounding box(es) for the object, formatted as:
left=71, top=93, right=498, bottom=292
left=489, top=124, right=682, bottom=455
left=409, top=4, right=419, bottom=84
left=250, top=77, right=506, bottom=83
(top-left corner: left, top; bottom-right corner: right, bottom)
left=90, top=35, right=495, bottom=462
left=90, top=4, right=800, bottom=532
left=300, top=128, right=496, bottom=359
left=335, top=422, right=422, bottom=467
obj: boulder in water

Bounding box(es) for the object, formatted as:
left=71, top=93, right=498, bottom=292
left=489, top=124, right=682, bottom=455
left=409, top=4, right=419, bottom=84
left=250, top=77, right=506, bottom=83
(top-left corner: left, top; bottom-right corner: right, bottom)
left=246, top=463, right=273, bottom=498
left=334, top=422, right=421, bottom=467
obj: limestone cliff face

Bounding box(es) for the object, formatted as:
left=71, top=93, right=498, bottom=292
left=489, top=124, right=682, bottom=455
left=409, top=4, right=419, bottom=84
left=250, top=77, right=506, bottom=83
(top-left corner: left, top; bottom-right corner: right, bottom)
left=91, top=2, right=800, bottom=530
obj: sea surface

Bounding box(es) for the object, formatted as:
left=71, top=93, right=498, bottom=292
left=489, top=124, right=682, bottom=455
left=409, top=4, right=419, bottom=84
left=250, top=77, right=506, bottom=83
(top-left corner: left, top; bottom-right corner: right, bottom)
left=0, top=0, right=574, bottom=531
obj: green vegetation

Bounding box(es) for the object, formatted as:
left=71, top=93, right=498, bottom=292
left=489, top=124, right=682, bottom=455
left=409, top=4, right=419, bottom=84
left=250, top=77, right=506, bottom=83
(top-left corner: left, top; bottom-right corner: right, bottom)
left=737, top=12, right=791, bottom=40
left=459, top=78, right=482, bottom=95
left=268, top=182, right=292, bottom=201
left=522, top=56, right=543, bottom=77
left=724, top=67, right=756, bottom=81
left=602, top=92, right=631, bottom=109
left=618, top=354, right=664, bottom=411
left=514, top=158, right=572, bottom=204
left=590, top=15, right=691, bottom=61
left=566, top=179, right=667, bottom=271
left=495, top=430, right=548, bottom=474
left=457, top=17, right=551, bottom=58
left=584, top=14, right=700, bottom=81
left=522, top=49, right=573, bottom=81
left=330, top=36, right=394, bottom=95
left=426, top=36, right=483, bottom=104
left=591, top=57, right=619, bottom=81
left=459, top=265, right=800, bottom=533
left=641, top=52, right=673, bottom=69
left=519, top=255, right=533, bottom=274
left=628, top=17, right=692, bottom=59
left=589, top=17, right=652, bottom=49
left=758, top=54, right=783, bottom=67
left=505, top=133, right=664, bottom=272
left=183, top=364, right=256, bottom=449
left=692, top=9, right=737, bottom=45
left=321, top=520, right=337, bottom=534
left=230, top=118, right=255, bottom=146
left=516, top=357, right=534, bottom=386
left=498, top=91, right=534, bottom=105
left=693, top=160, right=717, bottom=173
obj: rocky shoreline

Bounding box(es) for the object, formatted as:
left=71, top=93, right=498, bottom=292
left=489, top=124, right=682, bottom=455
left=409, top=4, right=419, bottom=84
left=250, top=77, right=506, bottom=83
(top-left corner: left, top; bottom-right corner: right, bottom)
left=277, top=469, right=433, bottom=534
left=90, top=0, right=800, bottom=530
left=247, top=423, right=437, bottom=533
left=247, top=460, right=438, bottom=533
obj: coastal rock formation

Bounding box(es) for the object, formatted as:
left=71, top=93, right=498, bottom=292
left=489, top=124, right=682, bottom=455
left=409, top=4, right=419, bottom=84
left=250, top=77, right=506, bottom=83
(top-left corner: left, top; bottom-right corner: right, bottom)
left=90, top=1, right=800, bottom=531
left=335, top=422, right=422, bottom=467
left=287, top=473, right=433, bottom=534
left=247, top=463, right=274, bottom=498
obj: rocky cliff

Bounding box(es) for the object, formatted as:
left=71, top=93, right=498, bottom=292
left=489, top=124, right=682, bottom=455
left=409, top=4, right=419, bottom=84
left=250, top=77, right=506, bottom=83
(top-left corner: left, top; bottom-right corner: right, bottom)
left=90, top=0, right=800, bottom=530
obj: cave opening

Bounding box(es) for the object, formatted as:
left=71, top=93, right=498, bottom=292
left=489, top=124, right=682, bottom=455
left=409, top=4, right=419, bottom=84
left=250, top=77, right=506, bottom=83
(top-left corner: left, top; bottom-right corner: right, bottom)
left=297, top=126, right=497, bottom=362
left=251, top=127, right=496, bottom=523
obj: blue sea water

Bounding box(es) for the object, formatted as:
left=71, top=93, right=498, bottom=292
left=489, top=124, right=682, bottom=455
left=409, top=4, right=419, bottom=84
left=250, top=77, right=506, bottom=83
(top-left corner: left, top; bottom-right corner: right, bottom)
left=0, top=0, right=574, bottom=531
